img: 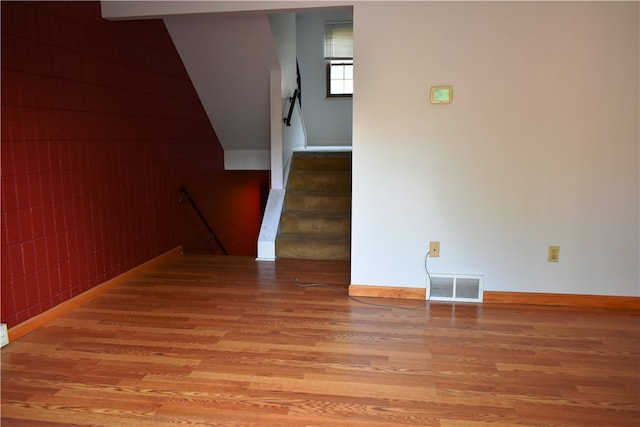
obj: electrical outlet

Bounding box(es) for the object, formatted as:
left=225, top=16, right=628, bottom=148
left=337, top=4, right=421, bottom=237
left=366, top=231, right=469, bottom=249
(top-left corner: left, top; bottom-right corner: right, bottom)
left=548, top=245, right=560, bottom=263
left=429, top=241, right=440, bottom=257
left=0, top=323, right=8, bottom=347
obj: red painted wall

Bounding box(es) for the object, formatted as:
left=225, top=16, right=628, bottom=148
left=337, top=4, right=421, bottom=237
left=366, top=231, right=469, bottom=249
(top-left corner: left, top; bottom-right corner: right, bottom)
left=1, top=2, right=269, bottom=328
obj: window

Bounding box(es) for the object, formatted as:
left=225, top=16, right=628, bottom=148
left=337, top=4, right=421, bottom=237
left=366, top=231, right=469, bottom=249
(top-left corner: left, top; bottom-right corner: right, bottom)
left=324, top=22, right=353, bottom=97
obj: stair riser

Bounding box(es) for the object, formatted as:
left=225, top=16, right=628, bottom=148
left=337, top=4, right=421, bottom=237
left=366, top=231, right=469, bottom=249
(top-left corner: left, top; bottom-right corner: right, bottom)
left=288, top=173, right=351, bottom=192
left=280, top=215, right=351, bottom=234
left=276, top=239, right=350, bottom=261
left=285, top=193, right=351, bottom=212
left=292, top=156, right=351, bottom=171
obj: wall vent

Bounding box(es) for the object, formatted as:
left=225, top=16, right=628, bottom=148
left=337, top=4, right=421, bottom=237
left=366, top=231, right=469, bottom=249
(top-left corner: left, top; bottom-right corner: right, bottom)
left=428, top=274, right=484, bottom=303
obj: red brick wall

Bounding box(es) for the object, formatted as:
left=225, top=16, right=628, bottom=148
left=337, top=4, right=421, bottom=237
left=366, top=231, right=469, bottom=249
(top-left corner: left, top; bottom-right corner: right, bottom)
left=1, top=2, right=268, bottom=328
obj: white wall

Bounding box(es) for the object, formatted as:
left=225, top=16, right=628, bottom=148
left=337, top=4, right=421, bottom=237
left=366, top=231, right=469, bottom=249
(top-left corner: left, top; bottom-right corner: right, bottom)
left=297, top=9, right=353, bottom=147
left=351, top=2, right=639, bottom=297
left=269, top=13, right=306, bottom=176
left=270, top=13, right=298, bottom=99
left=258, top=16, right=306, bottom=259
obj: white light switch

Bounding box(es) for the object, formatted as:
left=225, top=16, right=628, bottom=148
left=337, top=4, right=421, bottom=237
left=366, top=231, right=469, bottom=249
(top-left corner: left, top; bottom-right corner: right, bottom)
left=0, top=323, right=9, bottom=347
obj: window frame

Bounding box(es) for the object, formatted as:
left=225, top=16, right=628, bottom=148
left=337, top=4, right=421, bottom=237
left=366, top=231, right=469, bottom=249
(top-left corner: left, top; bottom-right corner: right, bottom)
left=324, top=21, right=353, bottom=99
left=326, top=59, right=353, bottom=98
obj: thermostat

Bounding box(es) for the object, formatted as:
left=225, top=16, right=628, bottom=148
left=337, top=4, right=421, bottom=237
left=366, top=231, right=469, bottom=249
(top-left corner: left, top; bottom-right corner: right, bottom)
left=430, top=86, right=453, bottom=104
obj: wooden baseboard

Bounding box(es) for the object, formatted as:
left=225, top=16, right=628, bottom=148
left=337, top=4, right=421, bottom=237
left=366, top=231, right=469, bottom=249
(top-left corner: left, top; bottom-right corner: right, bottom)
left=8, top=246, right=183, bottom=342
left=483, top=291, right=640, bottom=310
left=349, top=284, right=426, bottom=300
left=349, top=284, right=639, bottom=310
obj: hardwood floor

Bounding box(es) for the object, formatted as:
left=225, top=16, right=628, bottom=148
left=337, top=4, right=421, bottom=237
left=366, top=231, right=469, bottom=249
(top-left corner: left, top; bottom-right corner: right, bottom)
left=2, top=255, right=639, bottom=426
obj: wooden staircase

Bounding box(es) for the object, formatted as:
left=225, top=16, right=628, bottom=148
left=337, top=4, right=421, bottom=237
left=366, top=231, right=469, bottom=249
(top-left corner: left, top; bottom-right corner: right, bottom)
left=276, top=152, right=351, bottom=261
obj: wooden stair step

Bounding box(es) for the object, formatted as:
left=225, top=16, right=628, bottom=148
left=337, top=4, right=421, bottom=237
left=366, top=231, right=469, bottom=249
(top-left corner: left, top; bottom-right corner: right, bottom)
left=280, top=211, right=351, bottom=234
left=276, top=233, right=350, bottom=261
left=287, top=170, right=351, bottom=192
left=284, top=191, right=351, bottom=213
left=292, top=154, right=351, bottom=171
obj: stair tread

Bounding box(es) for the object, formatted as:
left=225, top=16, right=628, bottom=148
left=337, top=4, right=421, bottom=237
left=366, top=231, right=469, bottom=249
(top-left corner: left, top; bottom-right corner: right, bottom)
left=293, top=151, right=351, bottom=157
left=291, top=155, right=351, bottom=174
left=292, top=169, right=351, bottom=174
left=288, top=179, right=350, bottom=191
left=278, top=232, right=350, bottom=241
left=282, top=210, right=350, bottom=217
left=285, top=192, right=350, bottom=206
left=287, top=189, right=351, bottom=196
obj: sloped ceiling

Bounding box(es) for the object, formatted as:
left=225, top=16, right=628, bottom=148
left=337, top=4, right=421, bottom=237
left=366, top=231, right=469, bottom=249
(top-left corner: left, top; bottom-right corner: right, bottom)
left=163, top=13, right=279, bottom=170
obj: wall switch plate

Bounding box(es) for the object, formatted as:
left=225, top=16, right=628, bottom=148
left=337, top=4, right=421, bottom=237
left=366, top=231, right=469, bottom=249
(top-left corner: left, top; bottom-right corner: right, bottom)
left=548, top=245, right=560, bottom=262
left=429, top=241, right=440, bottom=257
left=0, top=323, right=8, bottom=347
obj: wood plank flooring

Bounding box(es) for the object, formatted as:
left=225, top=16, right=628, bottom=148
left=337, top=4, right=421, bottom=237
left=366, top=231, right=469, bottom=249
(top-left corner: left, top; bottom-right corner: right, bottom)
left=2, top=255, right=639, bottom=426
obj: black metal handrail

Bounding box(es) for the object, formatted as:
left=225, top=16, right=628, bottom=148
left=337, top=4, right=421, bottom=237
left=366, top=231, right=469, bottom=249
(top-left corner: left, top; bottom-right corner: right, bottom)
left=179, top=186, right=228, bottom=255
left=283, top=89, right=299, bottom=127
left=283, top=61, right=302, bottom=127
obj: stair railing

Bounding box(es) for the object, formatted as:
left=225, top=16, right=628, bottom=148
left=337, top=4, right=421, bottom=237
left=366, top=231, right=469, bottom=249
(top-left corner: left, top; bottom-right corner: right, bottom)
left=283, top=61, right=302, bottom=127
left=179, top=186, right=228, bottom=255
left=283, top=89, right=299, bottom=127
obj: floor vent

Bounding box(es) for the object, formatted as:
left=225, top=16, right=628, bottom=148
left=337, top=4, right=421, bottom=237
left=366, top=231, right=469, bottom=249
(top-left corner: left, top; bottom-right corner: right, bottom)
left=428, top=274, right=484, bottom=303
